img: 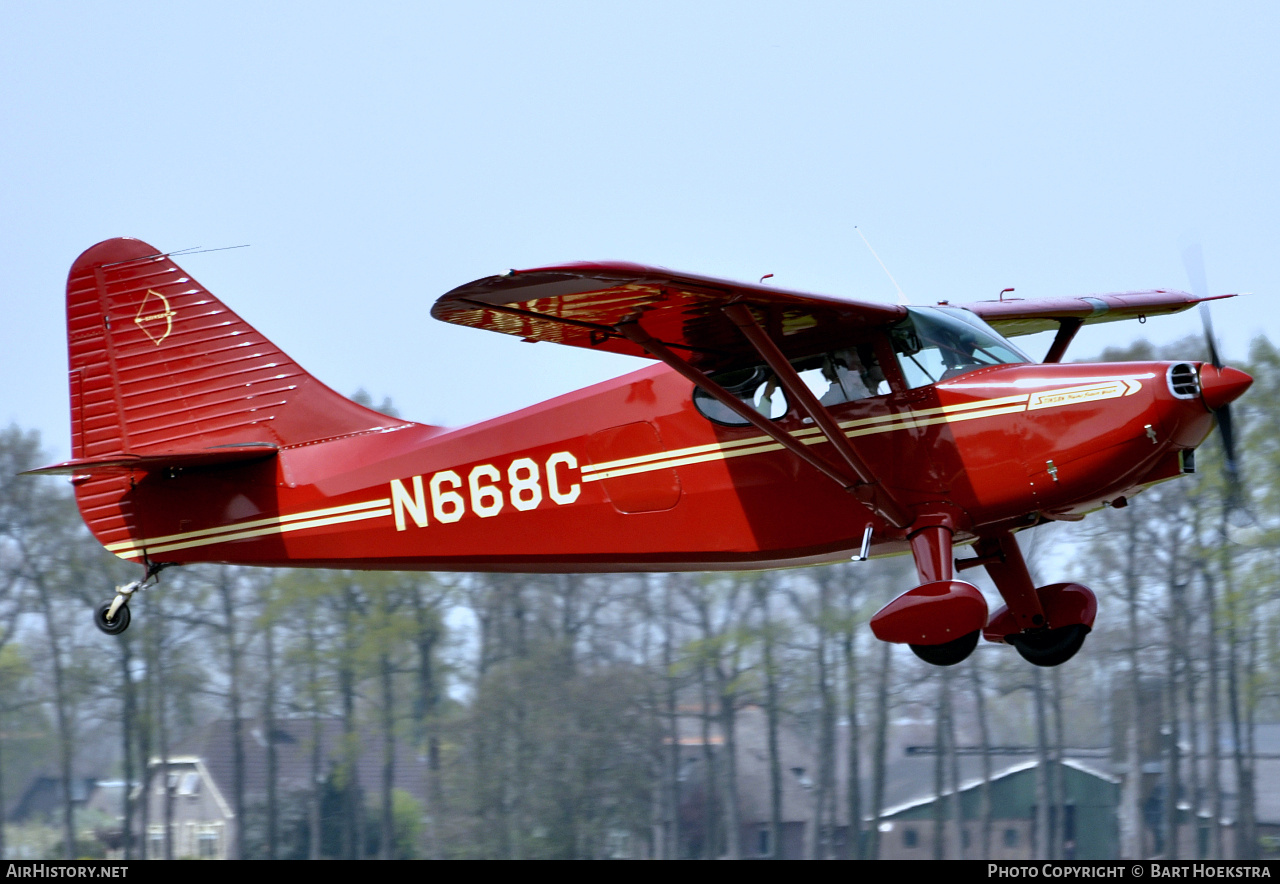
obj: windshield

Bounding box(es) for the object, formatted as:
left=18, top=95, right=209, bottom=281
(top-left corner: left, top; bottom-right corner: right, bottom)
left=890, top=307, right=1030, bottom=388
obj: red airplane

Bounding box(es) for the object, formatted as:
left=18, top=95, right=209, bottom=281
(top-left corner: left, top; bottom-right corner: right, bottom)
left=29, top=238, right=1251, bottom=667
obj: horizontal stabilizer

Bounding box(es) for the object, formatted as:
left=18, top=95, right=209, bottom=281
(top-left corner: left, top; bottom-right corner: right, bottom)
left=24, top=443, right=278, bottom=476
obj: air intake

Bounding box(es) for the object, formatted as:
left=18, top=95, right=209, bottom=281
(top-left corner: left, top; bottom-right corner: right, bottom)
left=1168, top=363, right=1200, bottom=400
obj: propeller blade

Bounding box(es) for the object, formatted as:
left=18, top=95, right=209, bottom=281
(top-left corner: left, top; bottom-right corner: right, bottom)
left=1185, top=244, right=1225, bottom=370
left=1182, top=244, right=1209, bottom=299
left=1216, top=400, right=1252, bottom=525
left=1199, top=303, right=1224, bottom=371
left=1184, top=244, right=1249, bottom=521
left=1217, top=402, right=1239, bottom=479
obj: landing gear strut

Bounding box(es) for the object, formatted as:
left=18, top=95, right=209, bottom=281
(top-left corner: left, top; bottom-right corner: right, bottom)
left=871, top=515, right=989, bottom=667
left=974, top=533, right=1098, bottom=668
left=871, top=521, right=1097, bottom=668
left=93, top=561, right=174, bottom=635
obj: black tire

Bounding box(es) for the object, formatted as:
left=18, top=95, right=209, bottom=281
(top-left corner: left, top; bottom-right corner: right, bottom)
left=1007, top=624, right=1089, bottom=667
left=94, top=601, right=131, bottom=635
left=910, top=630, right=980, bottom=666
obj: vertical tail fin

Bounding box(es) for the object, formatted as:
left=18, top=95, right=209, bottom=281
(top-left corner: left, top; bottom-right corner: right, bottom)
left=65, top=237, right=408, bottom=460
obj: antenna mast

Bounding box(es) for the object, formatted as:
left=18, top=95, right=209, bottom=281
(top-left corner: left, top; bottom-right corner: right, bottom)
left=855, top=227, right=910, bottom=305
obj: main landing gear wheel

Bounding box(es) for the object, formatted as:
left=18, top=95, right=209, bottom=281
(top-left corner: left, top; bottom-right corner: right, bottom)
left=94, top=601, right=131, bottom=635
left=1007, top=624, right=1090, bottom=667
left=910, top=630, right=980, bottom=666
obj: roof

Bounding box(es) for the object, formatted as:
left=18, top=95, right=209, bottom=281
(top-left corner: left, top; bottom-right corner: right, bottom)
left=878, top=756, right=1119, bottom=820
left=164, top=718, right=430, bottom=804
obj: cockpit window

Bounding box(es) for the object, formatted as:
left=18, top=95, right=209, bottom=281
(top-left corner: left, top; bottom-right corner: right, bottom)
left=891, top=307, right=1030, bottom=388
left=693, top=366, right=787, bottom=426
left=693, top=344, right=890, bottom=426
left=794, top=344, right=889, bottom=405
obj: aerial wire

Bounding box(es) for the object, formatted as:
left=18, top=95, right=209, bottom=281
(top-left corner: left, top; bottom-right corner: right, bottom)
left=855, top=226, right=910, bottom=305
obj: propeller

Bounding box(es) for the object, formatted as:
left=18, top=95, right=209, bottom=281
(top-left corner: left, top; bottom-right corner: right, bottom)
left=1182, top=245, right=1247, bottom=519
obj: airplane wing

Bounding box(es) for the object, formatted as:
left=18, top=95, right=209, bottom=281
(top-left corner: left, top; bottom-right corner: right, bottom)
left=432, top=262, right=907, bottom=371
left=435, top=265, right=1233, bottom=357
left=435, top=263, right=920, bottom=522
left=958, top=290, right=1234, bottom=338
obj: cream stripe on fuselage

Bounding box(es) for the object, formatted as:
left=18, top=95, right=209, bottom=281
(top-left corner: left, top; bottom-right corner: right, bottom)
left=106, top=498, right=392, bottom=555
left=581, top=393, right=1032, bottom=482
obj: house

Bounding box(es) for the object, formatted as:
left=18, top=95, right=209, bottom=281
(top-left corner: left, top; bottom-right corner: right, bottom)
left=137, top=718, right=430, bottom=859
left=4, top=770, right=131, bottom=858
left=669, top=704, right=848, bottom=859
left=6, top=772, right=98, bottom=824
left=875, top=757, right=1121, bottom=860
left=668, top=706, right=1125, bottom=860
left=139, top=757, right=231, bottom=859
left=1141, top=721, right=1280, bottom=860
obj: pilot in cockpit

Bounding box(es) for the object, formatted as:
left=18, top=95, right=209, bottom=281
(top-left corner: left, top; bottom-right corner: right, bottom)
left=820, top=347, right=883, bottom=404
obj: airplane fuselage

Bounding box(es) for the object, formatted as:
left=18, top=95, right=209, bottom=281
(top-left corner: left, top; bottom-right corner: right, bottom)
left=84, top=355, right=1217, bottom=573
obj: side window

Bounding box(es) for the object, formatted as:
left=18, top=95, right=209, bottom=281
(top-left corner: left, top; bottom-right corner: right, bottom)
left=693, top=367, right=787, bottom=426
left=795, top=345, right=889, bottom=405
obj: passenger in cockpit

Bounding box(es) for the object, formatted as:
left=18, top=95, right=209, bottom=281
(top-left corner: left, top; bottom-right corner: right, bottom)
left=821, top=349, right=872, bottom=404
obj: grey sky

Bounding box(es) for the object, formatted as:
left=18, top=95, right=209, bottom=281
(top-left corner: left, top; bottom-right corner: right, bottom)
left=4, top=1, right=1276, bottom=461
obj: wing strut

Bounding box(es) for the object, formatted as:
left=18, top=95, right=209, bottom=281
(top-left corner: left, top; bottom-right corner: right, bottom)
left=1042, top=318, right=1084, bottom=364
left=722, top=304, right=911, bottom=528
left=617, top=318, right=911, bottom=529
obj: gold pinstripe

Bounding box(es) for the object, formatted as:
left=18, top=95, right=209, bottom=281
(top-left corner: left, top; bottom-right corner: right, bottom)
left=582, top=394, right=1033, bottom=481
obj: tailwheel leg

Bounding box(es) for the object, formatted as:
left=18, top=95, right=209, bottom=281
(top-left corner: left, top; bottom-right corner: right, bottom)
left=92, top=561, right=175, bottom=636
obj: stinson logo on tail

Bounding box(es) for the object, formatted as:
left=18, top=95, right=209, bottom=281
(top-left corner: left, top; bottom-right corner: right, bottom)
left=134, top=290, right=176, bottom=345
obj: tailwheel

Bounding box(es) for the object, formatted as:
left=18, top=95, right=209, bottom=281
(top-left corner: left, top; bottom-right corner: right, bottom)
left=94, top=601, right=131, bottom=635
left=1007, top=624, right=1090, bottom=667
left=93, top=577, right=149, bottom=636
left=910, top=629, right=980, bottom=666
